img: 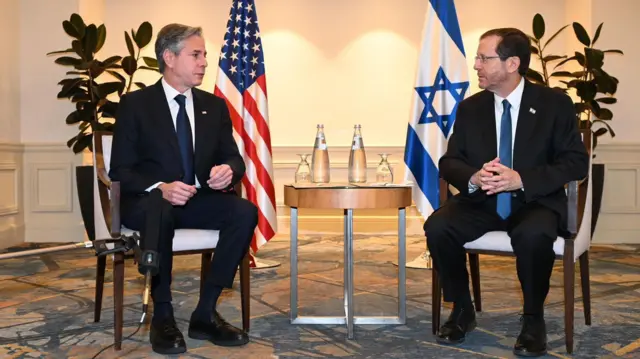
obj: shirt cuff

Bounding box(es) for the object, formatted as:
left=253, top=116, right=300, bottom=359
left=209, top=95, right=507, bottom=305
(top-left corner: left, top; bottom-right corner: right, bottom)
left=146, top=182, right=163, bottom=192
left=468, top=180, right=479, bottom=193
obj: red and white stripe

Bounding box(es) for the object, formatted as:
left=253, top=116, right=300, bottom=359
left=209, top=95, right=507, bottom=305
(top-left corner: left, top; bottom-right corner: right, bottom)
left=214, top=68, right=277, bottom=252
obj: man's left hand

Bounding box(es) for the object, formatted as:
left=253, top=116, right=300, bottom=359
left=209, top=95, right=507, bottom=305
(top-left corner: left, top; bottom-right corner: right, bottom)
left=208, top=164, right=233, bottom=190
left=482, top=162, right=523, bottom=195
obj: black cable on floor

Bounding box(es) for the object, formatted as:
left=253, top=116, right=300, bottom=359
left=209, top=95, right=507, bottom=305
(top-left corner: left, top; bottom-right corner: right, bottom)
left=90, top=320, right=144, bottom=359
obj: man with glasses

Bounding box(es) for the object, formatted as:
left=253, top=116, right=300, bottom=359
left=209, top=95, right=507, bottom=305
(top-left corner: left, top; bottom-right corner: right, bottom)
left=424, top=28, right=588, bottom=357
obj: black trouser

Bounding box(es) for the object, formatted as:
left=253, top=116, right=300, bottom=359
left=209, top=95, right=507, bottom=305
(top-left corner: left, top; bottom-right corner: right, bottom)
left=424, top=200, right=558, bottom=315
left=122, top=190, right=258, bottom=303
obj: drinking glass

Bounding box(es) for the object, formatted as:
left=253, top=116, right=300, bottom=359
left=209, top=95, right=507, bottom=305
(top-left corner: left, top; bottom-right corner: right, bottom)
left=295, top=154, right=311, bottom=183
left=376, top=153, right=393, bottom=184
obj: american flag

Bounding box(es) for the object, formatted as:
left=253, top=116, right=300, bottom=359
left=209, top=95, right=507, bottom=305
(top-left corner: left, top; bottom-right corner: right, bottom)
left=214, top=0, right=277, bottom=255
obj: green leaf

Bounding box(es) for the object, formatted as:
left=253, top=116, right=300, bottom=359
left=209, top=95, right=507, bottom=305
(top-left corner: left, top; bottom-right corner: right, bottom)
left=71, top=40, right=84, bottom=59
left=65, top=111, right=81, bottom=124
left=121, top=56, right=137, bottom=76
left=46, top=48, right=74, bottom=55
left=550, top=71, right=573, bottom=78
left=69, top=13, right=86, bottom=38
left=54, top=56, right=82, bottom=67
left=135, top=22, right=153, bottom=48
left=603, top=49, right=624, bottom=55
left=592, top=23, right=603, bottom=45
left=530, top=45, right=539, bottom=55
left=543, top=24, right=569, bottom=49
left=66, top=70, right=89, bottom=76
left=585, top=48, right=604, bottom=70
left=142, top=56, right=158, bottom=67
left=593, top=68, right=618, bottom=94
left=107, top=70, right=126, bottom=84
left=533, top=13, right=545, bottom=40
left=572, top=22, right=591, bottom=47
left=124, top=31, right=135, bottom=57
left=554, top=55, right=577, bottom=69
left=97, top=82, right=122, bottom=98
left=543, top=55, right=566, bottom=62
left=593, top=127, right=608, bottom=137
left=592, top=120, right=616, bottom=137
left=589, top=99, right=601, bottom=116
left=138, top=65, right=161, bottom=73
left=525, top=68, right=545, bottom=84
left=102, top=55, right=122, bottom=67
left=135, top=82, right=147, bottom=89
left=99, top=101, right=119, bottom=118
left=83, top=24, right=98, bottom=60
left=596, top=97, right=617, bottom=104
left=72, top=133, right=93, bottom=154
left=574, top=52, right=586, bottom=67
left=95, top=24, right=107, bottom=53
left=596, top=108, right=613, bottom=120
left=62, top=20, right=81, bottom=39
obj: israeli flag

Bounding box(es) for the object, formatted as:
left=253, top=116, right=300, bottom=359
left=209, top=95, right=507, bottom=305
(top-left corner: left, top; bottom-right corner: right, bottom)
left=404, top=0, right=470, bottom=219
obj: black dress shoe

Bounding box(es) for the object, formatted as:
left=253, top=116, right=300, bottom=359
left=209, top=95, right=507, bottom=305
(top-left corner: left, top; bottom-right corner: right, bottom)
left=436, top=306, right=477, bottom=344
left=149, top=317, right=187, bottom=355
left=514, top=314, right=547, bottom=357
left=188, top=311, right=249, bottom=346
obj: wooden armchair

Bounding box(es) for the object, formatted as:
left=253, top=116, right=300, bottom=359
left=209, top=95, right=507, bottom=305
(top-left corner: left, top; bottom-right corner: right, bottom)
left=431, top=131, right=593, bottom=354
left=91, top=131, right=250, bottom=350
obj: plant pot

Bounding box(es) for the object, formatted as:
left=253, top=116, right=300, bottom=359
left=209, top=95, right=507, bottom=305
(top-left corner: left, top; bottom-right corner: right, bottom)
left=76, top=165, right=95, bottom=242
left=590, top=163, right=605, bottom=237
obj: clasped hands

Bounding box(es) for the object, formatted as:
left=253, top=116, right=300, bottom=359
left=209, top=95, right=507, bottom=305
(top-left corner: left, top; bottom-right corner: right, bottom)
left=158, top=165, right=233, bottom=205
left=471, top=157, right=522, bottom=195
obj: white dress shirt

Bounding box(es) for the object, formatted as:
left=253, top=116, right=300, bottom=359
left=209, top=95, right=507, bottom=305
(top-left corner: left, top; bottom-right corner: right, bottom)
left=146, top=78, right=201, bottom=190
left=469, top=77, right=525, bottom=193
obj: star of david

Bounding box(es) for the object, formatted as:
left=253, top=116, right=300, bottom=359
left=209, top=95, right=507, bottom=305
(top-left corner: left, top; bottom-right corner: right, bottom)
left=415, top=67, right=469, bottom=137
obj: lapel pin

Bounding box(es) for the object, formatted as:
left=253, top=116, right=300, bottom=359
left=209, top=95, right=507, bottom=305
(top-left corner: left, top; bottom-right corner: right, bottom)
left=529, top=107, right=536, bottom=114
left=202, top=111, right=207, bottom=114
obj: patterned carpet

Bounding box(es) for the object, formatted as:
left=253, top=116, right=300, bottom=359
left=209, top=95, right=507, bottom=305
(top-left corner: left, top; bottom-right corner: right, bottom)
left=0, top=233, right=638, bottom=359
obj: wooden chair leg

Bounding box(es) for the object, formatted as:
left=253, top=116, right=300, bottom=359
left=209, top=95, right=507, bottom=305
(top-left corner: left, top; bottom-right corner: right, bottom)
left=563, top=251, right=575, bottom=354
left=94, top=255, right=107, bottom=322
left=200, top=252, right=213, bottom=297
left=113, top=252, right=125, bottom=351
left=432, top=267, right=442, bottom=335
left=240, top=253, right=250, bottom=332
left=468, top=253, right=482, bottom=312
left=579, top=251, right=591, bottom=326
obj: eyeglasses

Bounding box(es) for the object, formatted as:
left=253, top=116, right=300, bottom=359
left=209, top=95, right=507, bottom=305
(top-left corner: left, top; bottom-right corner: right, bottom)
left=474, top=55, right=502, bottom=63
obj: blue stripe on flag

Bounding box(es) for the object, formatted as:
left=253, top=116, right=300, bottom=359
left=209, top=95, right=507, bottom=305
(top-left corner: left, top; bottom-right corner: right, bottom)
left=404, top=124, right=440, bottom=210
left=429, top=0, right=466, bottom=56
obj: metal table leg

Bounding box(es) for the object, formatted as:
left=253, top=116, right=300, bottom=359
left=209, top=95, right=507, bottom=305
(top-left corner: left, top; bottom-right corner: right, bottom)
left=289, top=206, right=407, bottom=339
left=290, top=207, right=298, bottom=322
left=344, top=209, right=354, bottom=339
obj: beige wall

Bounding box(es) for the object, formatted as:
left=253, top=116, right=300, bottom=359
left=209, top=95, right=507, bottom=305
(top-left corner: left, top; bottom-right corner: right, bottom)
left=3, top=0, right=639, bottom=245
left=0, top=0, right=24, bottom=249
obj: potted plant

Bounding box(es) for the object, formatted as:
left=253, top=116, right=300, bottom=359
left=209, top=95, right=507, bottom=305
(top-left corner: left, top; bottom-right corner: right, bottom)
left=526, top=13, right=624, bottom=236
left=48, top=13, right=159, bottom=241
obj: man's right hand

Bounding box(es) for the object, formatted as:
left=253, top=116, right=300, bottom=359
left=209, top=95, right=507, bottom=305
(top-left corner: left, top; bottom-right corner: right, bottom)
left=470, top=157, right=501, bottom=188
left=158, top=181, right=197, bottom=206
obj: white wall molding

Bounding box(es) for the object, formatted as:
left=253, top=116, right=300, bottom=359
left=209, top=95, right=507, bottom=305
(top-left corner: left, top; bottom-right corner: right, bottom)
left=0, top=144, right=24, bottom=249
left=22, top=143, right=85, bottom=243
left=11, top=141, right=640, bottom=244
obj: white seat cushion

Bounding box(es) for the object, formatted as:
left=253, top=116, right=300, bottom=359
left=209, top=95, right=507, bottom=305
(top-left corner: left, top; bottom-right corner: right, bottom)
left=120, top=227, right=220, bottom=252
left=463, top=231, right=565, bottom=256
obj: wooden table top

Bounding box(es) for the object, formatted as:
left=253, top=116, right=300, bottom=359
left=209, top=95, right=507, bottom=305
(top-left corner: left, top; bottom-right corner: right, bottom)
left=283, top=183, right=412, bottom=209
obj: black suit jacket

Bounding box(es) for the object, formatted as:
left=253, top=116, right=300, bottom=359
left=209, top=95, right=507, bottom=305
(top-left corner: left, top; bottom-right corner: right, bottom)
left=439, top=80, right=589, bottom=233
left=109, top=79, right=245, bottom=200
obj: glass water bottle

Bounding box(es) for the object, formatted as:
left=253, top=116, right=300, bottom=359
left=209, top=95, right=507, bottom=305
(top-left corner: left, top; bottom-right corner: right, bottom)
left=311, top=124, right=330, bottom=183
left=348, top=124, right=367, bottom=183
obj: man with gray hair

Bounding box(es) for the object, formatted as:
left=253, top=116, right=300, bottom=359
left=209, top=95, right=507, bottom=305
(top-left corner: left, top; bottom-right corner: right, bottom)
left=109, top=23, right=256, bottom=354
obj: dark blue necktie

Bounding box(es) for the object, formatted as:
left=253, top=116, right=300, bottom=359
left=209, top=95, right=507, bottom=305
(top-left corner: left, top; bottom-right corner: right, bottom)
left=174, top=94, right=194, bottom=185
left=497, top=99, right=512, bottom=219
